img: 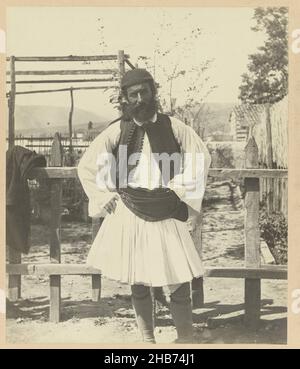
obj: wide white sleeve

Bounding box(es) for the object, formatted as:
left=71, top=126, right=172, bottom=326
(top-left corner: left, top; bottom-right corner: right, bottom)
left=77, top=123, right=121, bottom=218
left=168, top=117, right=211, bottom=214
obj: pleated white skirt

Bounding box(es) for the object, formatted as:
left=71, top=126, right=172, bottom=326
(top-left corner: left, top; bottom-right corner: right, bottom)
left=87, top=200, right=204, bottom=287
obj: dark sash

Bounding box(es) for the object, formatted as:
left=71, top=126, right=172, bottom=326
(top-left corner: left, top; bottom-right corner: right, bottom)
left=118, top=186, right=188, bottom=222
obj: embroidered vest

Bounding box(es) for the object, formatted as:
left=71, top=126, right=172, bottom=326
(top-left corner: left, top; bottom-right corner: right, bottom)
left=112, top=113, right=188, bottom=222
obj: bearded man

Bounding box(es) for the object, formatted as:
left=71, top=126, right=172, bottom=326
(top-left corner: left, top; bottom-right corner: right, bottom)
left=78, top=68, right=211, bottom=344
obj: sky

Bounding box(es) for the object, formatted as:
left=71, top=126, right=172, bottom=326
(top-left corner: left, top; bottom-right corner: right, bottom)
left=7, top=7, right=266, bottom=119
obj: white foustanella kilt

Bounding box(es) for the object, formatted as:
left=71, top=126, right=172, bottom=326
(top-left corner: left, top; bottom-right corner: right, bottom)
left=87, top=199, right=204, bottom=287
left=79, top=116, right=212, bottom=288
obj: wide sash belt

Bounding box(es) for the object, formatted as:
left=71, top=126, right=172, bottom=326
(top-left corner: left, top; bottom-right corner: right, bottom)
left=117, top=186, right=188, bottom=222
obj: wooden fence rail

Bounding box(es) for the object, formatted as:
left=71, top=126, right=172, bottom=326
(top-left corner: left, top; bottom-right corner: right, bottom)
left=29, top=167, right=288, bottom=180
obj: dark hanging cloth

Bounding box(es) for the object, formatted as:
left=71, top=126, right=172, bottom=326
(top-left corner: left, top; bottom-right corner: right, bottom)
left=112, top=113, right=188, bottom=222
left=6, top=145, right=47, bottom=254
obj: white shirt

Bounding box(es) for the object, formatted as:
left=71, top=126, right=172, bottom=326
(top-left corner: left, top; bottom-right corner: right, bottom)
left=77, top=115, right=211, bottom=219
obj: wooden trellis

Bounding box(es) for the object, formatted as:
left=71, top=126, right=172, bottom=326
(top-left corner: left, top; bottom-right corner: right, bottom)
left=6, top=51, right=134, bottom=321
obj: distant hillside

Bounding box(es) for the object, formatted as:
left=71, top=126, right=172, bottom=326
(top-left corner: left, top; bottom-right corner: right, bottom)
left=9, top=102, right=235, bottom=137
left=12, top=105, right=110, bottom=135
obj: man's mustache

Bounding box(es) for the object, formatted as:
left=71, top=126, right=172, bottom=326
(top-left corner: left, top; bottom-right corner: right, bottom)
left=109, top=101, right=153, bottom=126
left=128, top=101, right=148, bottom=113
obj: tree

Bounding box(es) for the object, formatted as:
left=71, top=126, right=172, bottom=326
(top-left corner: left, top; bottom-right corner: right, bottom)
left=136, top=12, right=217, bottom=135
left=239, top=7, right=288, bottom=104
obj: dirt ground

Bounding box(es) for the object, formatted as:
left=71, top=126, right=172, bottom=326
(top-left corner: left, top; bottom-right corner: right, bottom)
left=6, top=182, right=287, bottom=345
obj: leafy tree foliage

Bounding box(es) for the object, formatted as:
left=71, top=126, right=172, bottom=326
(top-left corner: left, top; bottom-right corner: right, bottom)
left=239, top=7, right=288, bottom=104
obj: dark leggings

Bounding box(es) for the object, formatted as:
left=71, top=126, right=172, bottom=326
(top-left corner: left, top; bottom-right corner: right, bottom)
left=131, top=283, right=192, bottom=343
left=131, top=283, right=191, bottom=303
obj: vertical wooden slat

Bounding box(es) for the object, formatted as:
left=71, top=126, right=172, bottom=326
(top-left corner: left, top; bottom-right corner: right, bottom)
left=7, top=247, right=21, bottom=301
left=244, top=136, right=261, bottom=328
left=68, top=88, right=74, bottom=161
left=191, top=210, right=204, bottom=308
left=91, top=218, right=103, bottom=301
left=49, top=133, right=63, bottom=323
left=8, top=56, right=16, bottom=148
left=265, top=104, right=273, bottom=213
left=7, top=55, right=22, bottom=301
left=117, top=50, right=125, bottom=116
left=118, top=50, right=125, bottom=78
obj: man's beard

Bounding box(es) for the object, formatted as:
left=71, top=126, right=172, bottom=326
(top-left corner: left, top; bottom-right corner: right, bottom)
left=122, top=98, right=157, bottom=122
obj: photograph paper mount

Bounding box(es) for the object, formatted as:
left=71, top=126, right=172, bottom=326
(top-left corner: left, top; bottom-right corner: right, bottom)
left=0, top=0, right=300, bottom=349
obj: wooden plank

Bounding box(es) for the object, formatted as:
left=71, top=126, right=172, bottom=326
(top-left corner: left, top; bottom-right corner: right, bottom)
left=7, top=55, right=22, bottom=301
left=8, top=55, right=16, bottom=148
left=91, top=218, right=103, bottom=302
left=245, top=279, right=261, bottom=327
left=37, top=264, right=101, bottom=275
left=7, top=69, right=118, bottom=76
left=49, top=134, right=63, bottom=323
left=68, top=88, right=74, bottom=156
left=6, top=263, right=101, bottom=275
left=7, top=246, right=21, bottom=301
left=118, top=50, right=125, bottom=77
left=28, top=167, right=288, bottom=180
left=118, top=50, right=125, bottom=115
left=50, top=275, right=61, bottom=323
left=8, top=77, right=115, bottom=84
left=204, top=267, right=287, bottom=280
left=190, top=210, right=204, bottom=308
left=192, top=277, right=204, bottom=308
left=6, top=264, right=286, bottom=279
left=265, top=104, right=273, bottom=169
left=124, top=58, right=136, bottom=70
left=25, top=144, right=89, bottom=149
left=92, top=275, right=102, bottom=302
left=7, top=54, right=128, bottom=62
left=15, top=85, right=118, bottom=95
left=244, top=136, right=261, bottom=328
left=209, top=168, right=288, bottom=179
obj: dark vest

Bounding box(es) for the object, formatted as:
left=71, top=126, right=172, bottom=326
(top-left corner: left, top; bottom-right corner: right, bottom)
left=112, top=113, right=188, bottom=222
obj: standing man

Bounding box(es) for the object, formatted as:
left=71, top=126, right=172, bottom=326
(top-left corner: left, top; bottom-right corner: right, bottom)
left=78, top=68, right=211, bottom=344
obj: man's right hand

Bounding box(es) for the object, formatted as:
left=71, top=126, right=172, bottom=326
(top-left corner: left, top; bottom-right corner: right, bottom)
left=104, top=194, right=119, bottom=214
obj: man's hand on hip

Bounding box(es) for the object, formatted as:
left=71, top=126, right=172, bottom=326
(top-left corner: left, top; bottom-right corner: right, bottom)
left=104, top=194, right=119, bottom=214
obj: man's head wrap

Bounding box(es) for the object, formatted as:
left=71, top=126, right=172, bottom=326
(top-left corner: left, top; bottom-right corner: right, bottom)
left=121, top=68, right=155, bottom=92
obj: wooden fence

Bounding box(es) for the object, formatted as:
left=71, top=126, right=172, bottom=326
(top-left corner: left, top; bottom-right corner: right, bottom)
left=6, top=134, right=288, bottom=328
left=6, top=135, right=94, bottom=167
left=252, top=98, right=288, bottom=217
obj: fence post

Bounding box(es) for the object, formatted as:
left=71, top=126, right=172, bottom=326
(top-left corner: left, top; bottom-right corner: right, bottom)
left=244, top=136, right=261, bottom=328
left=7, top=247, right=21, bottom=301
left=91, top=218, right=103, bottom=301
left=191, top=210, right=204, bottom=308
left=49, top=133, right=63, bottom=323
left=7, top=56, right=22, bottom=301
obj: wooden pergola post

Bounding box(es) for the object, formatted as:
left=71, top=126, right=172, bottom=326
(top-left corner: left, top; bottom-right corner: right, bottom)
left=7, top=55, right=22, bottom=302
left=68, top=88, right=74, bottom=160
left=49, top=133, right=63, bottom=323
left=118, top=50, right=125, bottom=78
left=8, top=56, right=16, bottom=148
left=244, top=136, right=261, bottom=328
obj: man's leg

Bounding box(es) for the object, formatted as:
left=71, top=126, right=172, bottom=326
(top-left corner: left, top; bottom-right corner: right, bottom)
left=131, top=284, right=156, bottom=343
left=169, top=282, right=193, bottom=343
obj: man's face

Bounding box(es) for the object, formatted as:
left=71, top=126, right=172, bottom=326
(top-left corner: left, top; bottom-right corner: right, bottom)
left=125, top=82, right=156, bottom=122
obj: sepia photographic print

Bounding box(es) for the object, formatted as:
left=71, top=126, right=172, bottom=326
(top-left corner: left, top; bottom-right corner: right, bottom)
left=1, top=0, right=300, bottom=349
